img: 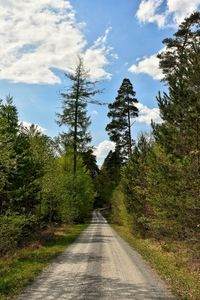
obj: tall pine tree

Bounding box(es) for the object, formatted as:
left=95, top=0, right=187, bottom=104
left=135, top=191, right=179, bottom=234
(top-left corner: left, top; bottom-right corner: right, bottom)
left=57, top=57, right=100, bottom=176
left=106, top=78, right=139, bottom=158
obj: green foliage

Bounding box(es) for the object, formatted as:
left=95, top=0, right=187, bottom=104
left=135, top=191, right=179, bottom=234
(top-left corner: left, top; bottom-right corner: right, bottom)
left=95, top=150, right=121, bottom=208
left=81, top=149, right=99, bottom=179
left=0, top=214, right=34, bottom=256
left=41, top=152, right=95, bottom=224
left=121, top=134, right=153, bottom=235
left=58, top=153, right=95, bottom=222
left=0, top=96, right=18, bottom=213
left=109, top=13, right=200, bottom=242
left=154, top=12, right=200, bottom=165
left=120, top=135, right=200, bottom=238
left=0, top=95, right=95, bottom=256
left=111, top=187, right=130, bottom=226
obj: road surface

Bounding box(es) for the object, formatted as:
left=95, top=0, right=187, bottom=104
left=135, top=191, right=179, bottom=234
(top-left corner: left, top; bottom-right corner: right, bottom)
left=19, top=211, right=175, bottom=299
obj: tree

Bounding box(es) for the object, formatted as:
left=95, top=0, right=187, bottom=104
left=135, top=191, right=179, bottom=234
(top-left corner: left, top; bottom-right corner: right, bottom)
left=121, top=134, right=153, bottom=235
left=151, top=12, right=200, bottom=236
left=56, top=152, right=95, bottom=223
left=81, top=149, right=99, bottom=179
left=106, top=78, right=139, bottom=158
left=57, top=57, right=101, bottom=176
left=0, top=96, right=18, bottom=213
left=154, top=12, right=200, bottom=172
left=95, top=150, right=121, bottom=208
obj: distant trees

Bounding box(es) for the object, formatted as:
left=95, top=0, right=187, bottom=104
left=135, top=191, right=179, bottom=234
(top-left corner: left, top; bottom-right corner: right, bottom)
left=106, top=78, right=139, bottom=158
left=57, top=57, right=100, bottom=176
left=95, top=150, right=121, bottom=208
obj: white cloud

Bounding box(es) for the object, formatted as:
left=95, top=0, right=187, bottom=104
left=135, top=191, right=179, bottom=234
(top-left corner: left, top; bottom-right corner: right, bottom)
left=93, top=140, right=115, bottom=165
left=136, top=0, right=200, bottom=28
left=167, top=0, right=200, bottom=24
left=136, top=0, right=166, bottom=28
left=128, top=53, right=163, bottom=80
left=0, top=0, right=113, bottom=84
left=136, top=103, right=162, bottom=125
left=84, top=27, right=112, bottom=80
left=19, top=121, right=46, bottom=133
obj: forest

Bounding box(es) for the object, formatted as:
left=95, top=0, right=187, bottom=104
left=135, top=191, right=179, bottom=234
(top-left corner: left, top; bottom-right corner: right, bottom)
left=0, top=11, right=199, bottom=265
left=99, top=12, right=200, bottom=241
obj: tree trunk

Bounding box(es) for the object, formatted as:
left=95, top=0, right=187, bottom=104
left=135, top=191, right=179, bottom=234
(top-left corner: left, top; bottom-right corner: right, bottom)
left=73, top=99, right=78, bottom=177
left=127, top=98, right=132, bottom=158
left=197, top=122, right=200, bottom=175
left=73, top=67, right=81, bottom=177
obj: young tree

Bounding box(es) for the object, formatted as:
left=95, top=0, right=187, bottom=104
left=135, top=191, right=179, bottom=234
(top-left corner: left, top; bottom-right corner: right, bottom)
left=106, top=78, right=139, bottom=158
left=57, top=57, right=101, bottom=176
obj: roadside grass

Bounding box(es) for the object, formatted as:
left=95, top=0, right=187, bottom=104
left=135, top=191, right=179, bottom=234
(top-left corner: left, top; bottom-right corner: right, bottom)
left=113, top=225, right=200, bottom=300
left=0, top=224, right=87, bottom=300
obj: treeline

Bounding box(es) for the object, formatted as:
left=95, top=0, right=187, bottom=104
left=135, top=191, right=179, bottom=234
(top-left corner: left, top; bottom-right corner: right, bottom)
left=0, top=60, right=99, bottom=255
left=98, top=12, right=200, bottom=240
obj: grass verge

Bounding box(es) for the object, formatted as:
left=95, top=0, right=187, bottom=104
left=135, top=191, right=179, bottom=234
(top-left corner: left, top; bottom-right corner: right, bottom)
left=0, top=224, right=87, bottom=300
left=113, top=225, right=200, bottom=300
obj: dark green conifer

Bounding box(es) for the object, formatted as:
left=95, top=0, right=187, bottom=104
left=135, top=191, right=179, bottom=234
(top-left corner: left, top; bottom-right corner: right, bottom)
left=106, top=78, right=139, bottom=158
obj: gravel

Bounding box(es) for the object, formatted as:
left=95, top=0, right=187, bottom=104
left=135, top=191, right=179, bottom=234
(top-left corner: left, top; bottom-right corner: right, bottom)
left=18, top=211, right=176, bottom=299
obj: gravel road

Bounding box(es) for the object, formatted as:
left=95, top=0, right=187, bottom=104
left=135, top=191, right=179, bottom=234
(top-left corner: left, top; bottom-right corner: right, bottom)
left=18, top=211, right=175, bottom=299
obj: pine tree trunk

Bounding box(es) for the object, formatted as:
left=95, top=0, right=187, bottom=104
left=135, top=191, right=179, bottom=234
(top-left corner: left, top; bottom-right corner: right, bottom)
left=127, top=99, right=132, bottom=158
left=73, top=100, right=78, bottom=177
left=197, top=122, right=200, bottom=175
left=73, top=68, right=81, bottom=177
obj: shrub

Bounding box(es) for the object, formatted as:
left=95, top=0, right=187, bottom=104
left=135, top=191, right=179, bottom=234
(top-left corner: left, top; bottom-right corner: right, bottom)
left=0, top=214, right=32, bottom=255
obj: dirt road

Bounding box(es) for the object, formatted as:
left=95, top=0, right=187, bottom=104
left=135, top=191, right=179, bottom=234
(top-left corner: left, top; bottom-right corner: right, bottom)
left=19, top=211, right=175, bottom=299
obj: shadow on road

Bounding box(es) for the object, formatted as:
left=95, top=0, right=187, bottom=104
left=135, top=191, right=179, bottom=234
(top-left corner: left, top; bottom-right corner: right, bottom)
left=19, top=273, right=174, bottom=299
left=55, top=252, right=107, bottom=265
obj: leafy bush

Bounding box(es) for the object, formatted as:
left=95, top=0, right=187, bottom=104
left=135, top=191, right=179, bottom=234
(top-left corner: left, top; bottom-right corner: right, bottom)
left=0, top=214, right=33, bottom=255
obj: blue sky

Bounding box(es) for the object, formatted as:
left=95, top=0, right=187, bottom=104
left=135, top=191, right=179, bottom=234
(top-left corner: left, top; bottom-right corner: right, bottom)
left=0, top=0, right=199, bottom=164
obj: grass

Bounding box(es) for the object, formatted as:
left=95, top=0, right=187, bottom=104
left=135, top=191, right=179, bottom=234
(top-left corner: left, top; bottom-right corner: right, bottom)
left=0, top=224, right=87, bottom=300
left=113, top=225, right=200, bottom=300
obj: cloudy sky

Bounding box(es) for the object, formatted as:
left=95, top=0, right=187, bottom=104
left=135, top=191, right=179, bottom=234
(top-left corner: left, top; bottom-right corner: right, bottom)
left=0, top=0, right=199, bottom=165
